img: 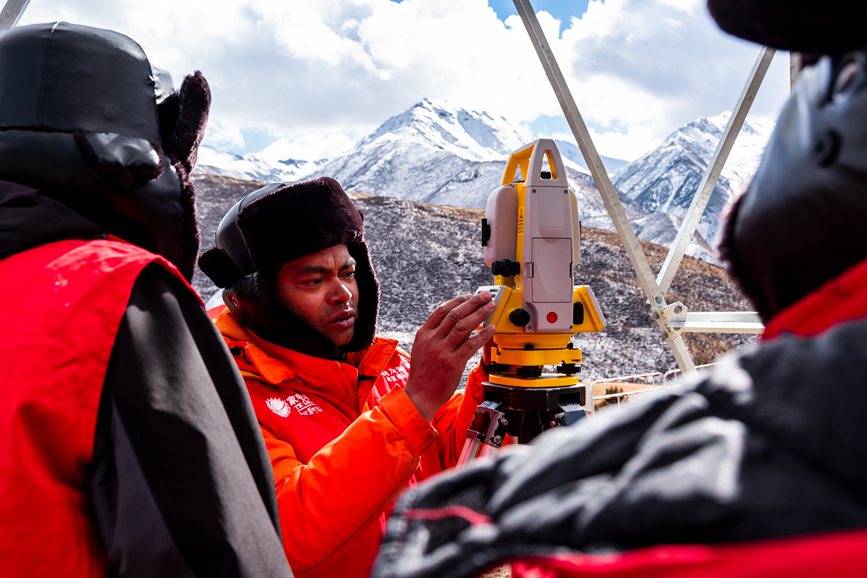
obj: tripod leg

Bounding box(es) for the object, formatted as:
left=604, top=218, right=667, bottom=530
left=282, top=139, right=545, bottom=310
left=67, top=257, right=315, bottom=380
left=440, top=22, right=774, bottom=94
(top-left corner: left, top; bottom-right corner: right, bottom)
left=457, top=438, right=483, bottom=468
left=457, top=400, right=507, bottom=468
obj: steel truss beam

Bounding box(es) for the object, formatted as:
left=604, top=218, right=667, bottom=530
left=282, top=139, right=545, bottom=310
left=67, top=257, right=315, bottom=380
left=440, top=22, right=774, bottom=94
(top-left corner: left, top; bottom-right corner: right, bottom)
left=513, top=0, right=773, bottom=373
left=0, top=0, right=31, bottom=30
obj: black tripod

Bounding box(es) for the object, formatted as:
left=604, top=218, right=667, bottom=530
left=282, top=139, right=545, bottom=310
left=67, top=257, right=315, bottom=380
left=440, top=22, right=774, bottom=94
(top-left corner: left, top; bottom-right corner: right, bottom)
left=457, top=380, right=587, bottom=466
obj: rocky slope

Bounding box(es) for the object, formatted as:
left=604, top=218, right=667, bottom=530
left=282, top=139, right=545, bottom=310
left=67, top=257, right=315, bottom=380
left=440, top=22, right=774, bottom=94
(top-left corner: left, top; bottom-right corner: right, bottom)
left=192, top=174, right=756, bottom=383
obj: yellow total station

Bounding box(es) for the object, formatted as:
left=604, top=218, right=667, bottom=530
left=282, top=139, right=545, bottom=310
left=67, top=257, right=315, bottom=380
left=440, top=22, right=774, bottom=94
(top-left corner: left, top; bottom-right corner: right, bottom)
left=479, top=138, right=605, bottom=388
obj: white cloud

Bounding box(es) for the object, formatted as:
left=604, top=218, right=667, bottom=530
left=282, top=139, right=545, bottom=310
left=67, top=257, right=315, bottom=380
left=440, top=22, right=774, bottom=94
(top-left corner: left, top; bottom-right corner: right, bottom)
left=259, top=132, right=357, bottom=164
left=550, top=0, right=790, bottom=159
left=203, top=120, right=247, bottom=152
left=17, top=0, right=790, bottom=161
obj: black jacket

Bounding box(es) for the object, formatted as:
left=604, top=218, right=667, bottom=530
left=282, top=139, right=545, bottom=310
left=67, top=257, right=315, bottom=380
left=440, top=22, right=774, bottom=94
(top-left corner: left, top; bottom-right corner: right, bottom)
left=372, top=275, right=867, bottom=578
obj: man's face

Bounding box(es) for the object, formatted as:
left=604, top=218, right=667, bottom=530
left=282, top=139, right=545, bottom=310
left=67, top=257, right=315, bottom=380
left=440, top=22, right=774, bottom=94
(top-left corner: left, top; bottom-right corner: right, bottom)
left=274, top=243, right=359, bottom=347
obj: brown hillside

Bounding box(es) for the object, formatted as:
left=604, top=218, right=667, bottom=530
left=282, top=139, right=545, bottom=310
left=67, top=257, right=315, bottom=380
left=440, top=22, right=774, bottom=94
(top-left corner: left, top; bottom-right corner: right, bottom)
left=191, top=174, right=756, bottom=381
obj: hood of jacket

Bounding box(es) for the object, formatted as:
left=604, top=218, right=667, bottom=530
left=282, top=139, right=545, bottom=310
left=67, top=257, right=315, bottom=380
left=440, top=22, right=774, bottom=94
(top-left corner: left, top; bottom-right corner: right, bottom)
left=719, top=49, right=867, bottom=322
left=0, top=181, right=104, bottom=260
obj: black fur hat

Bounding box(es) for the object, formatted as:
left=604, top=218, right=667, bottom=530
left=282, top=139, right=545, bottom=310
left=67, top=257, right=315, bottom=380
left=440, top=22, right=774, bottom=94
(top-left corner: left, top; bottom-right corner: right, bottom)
left=242, top=177, right=366, bottom=281
left=199, top=177, right=379, bottom=355
left=0, top=22, right=209, bottom=280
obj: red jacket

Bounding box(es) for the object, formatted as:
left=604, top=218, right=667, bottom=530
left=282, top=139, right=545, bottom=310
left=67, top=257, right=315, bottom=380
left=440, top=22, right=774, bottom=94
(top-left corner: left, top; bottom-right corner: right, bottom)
left=0, top=239, right=175, bottom=577
left=509, top=529, right=867, bottom=578
left=214, top=309, right=485, bottom=578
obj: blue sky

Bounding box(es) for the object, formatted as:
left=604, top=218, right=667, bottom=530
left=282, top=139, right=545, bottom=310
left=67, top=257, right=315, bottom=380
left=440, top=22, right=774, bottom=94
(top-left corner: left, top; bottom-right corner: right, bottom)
left=18, top=0, right=790, bottom=162
left=488, top=0, right=590, bottom=31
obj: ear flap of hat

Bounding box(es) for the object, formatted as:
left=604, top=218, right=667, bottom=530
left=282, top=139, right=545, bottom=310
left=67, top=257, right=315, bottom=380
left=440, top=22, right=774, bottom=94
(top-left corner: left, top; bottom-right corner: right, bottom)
left=160, top=71, right=210, bottom=173
left=199, top=246, right=245, bottom=289
left=719, top=51, right=867, bottom=322
left=198, top=185, right=265, bottom=289
left=74, top=131, right=165, bottom=189
left=345, top=241, right=379, bottom=351
left=717, top=192, right=773, bottom=321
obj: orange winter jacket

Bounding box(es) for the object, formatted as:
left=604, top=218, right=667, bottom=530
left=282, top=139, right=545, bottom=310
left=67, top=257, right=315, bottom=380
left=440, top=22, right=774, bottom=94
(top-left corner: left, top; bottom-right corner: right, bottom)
left=214, top=309, right=485, bottom=578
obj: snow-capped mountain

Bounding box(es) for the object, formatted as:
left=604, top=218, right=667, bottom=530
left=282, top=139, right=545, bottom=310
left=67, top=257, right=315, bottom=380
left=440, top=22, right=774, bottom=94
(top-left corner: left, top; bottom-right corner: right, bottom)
left=295, top=99, right=616, bottom=228
left=357, top=97, right=532, bottom=162
left=193, top=101, right=773, bottom=263
left=303, top=99, right=577, bottom=206
left=193, top=99, right=609, bottom=213
left=195, top=145, right=324, bottom=184
left=613, top=112, right=774, bottom=256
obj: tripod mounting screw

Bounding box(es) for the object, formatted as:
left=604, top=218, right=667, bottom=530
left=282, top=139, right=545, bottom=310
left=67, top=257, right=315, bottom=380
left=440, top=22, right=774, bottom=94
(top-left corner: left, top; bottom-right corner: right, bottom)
left=557, top=363, right=580, bottom=375
left=516, top=365, right=543, bottom=378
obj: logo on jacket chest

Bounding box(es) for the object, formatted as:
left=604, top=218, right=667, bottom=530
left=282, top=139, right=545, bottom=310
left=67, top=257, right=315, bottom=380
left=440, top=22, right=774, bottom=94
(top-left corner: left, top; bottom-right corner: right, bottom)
left=265, top=393, right=324, bottom=418
left=380, top=362, right=409, bottom=388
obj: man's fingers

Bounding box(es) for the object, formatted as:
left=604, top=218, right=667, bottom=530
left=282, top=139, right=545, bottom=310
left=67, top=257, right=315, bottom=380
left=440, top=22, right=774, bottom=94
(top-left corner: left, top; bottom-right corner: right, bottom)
left=462, top=324, right=496, bottom=355
left=435, top=291, right=494, bottom=337
left=462, top=294, right=497, bottom=333
left=421, top=294, right=471, bottom=332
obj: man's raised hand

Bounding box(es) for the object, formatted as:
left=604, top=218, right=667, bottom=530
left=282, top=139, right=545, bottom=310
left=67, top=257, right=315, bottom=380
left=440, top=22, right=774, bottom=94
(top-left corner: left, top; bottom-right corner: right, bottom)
left=404, top=292, right=496, bottom=421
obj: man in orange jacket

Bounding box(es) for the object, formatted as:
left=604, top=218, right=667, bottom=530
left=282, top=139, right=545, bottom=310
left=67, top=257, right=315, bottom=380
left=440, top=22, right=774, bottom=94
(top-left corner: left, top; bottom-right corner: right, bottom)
left=198, top=177, right=496, bottom=578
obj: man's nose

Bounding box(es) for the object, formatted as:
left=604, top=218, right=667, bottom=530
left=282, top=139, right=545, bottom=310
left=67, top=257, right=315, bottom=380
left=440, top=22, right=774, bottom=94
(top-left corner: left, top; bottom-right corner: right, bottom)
left=328, top=280, right=353, bottom=304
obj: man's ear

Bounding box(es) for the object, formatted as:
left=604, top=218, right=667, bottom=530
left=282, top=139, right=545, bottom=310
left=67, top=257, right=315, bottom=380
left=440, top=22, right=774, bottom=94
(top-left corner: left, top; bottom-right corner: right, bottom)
left=160, top=71, right=210, bottom=173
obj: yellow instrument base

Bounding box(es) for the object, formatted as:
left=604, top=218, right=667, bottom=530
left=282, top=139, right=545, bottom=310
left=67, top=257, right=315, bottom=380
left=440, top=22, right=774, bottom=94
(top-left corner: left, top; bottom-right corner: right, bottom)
left=488, top=373, right=581, bottom=388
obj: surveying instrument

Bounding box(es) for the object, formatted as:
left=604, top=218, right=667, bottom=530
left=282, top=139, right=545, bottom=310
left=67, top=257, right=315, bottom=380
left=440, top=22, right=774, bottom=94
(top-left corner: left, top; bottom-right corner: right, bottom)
left=458, top=139, right=605, bottom=465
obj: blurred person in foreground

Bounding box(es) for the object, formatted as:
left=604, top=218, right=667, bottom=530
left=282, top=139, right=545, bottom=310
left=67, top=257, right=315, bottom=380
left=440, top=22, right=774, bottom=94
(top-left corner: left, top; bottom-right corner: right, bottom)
left=197, top=177, right=496, bottom=578
left=0, top=22, right=291, bottom=578
left=370, top=3, right=867, bottom=578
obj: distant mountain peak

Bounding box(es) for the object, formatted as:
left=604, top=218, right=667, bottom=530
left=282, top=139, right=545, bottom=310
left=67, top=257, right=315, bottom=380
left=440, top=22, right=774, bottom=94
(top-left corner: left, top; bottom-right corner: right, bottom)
left=613, top=111, right=773, bottom=258
left=358, top=97, right=532, bottom=162
left=685, top=110, right=773, bottom=140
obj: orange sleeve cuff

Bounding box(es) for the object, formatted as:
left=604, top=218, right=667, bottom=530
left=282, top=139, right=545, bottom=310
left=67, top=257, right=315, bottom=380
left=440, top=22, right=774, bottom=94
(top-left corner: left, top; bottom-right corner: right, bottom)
left=377, top=388, right=438, bottom=456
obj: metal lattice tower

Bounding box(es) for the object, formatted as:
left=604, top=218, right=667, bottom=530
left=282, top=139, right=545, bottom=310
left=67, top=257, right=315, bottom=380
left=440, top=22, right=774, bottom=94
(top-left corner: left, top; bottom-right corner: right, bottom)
left=513, top=0, right=774, bottom=374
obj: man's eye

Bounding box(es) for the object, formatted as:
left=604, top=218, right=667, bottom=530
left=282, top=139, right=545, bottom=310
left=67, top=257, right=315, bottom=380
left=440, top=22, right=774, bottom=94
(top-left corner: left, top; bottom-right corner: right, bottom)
left=301, top=278, right=323, bottom=287
left=341, top=270, right=356, bottom=279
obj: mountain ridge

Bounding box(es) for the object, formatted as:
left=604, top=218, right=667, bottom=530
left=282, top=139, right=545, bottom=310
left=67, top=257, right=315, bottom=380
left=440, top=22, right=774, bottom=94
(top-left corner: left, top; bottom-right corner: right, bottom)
left=195, top=99, right=773, bottom=265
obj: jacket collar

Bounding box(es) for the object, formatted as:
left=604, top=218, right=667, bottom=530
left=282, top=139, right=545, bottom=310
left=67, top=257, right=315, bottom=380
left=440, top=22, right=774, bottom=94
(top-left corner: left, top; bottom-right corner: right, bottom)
left=0, top=181, right=104, bottom=260
left=216, top=308, right=398, bottom=387
left=763, top=257, right=867, bottom=340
